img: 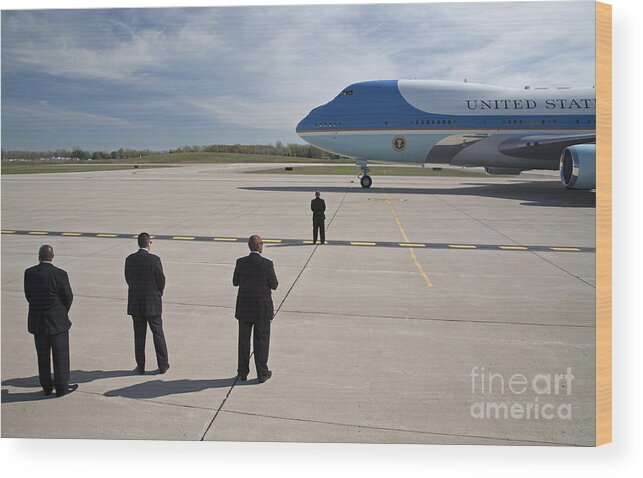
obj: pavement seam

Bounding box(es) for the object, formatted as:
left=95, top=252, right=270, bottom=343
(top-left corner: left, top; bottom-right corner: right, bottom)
left=430, top=194, right=596, bottom=289
left=273, top=179, right=353, bottom=316
left=277, top=308, right=596, bottom=328
left=199, top=180, right=354, bottom=439
left=530, top=251, right=596, bottom=289
left=0, top=288, right=594, bottom=328
left=216, top=409, right=582, bottom=446
left=199, top=376, right=242, bottom=441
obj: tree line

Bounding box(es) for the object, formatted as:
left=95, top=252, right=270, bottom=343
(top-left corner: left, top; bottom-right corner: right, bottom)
left=1, top=142, right=340, bottom=161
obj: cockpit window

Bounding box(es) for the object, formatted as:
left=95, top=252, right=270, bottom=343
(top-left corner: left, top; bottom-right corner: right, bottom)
left=338, top=89, right=353, bottom=97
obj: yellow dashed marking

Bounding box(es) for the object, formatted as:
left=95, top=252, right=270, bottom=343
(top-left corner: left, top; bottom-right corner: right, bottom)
left=28, top=231, right=48, bottom=235
left=62, top=232, right=82, bottom=236
left=499, top=245, right=528, bottom=250
left=351, top=241, right=376, bottom=246
left=399, top=243, right=426, bottom=248
left=213, top=237, right=237, bottom=242
left=449, top=244, right=476, bottom=249
left=97, top=234, right=118, bottom=237
left=550, top=247, right=581, bottom=252
left=2, top=230, right=16, bottom=234
left=383, top=190, right=433, bottom=288
left=172, top=236, right=195, bottom=240
left=262, top=239, right=282, bottom=243
left=302, top=240, right=314, bottom=244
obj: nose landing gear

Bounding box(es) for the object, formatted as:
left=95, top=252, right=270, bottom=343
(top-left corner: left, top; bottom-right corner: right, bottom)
left=356, top=159, right=372, bottom=189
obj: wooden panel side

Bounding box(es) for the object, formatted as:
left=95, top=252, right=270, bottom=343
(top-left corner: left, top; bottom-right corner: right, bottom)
left=595, top=0, right=612, bottom=447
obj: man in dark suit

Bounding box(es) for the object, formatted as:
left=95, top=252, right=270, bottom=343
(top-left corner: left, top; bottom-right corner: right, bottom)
left=233, top=235, right=278, bottom=383
left=125, top=232, right=169, bottom=375
left=311, top=190, right=326, bottom=244
left=24, top=245, right=78, bottom=397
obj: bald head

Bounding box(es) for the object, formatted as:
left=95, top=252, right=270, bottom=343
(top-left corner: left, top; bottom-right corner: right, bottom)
left=248, top=235, right=263, bottom=253
left=315, top=191, right=320, bottom=198
left=38, top=244, right=54, bottom=262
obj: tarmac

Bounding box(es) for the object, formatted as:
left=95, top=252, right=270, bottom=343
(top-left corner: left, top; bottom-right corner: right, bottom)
left=1, top=164, right=596, bottom=445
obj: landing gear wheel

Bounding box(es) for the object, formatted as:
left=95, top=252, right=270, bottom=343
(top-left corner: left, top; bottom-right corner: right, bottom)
left=360, top=175, right=372, bottom=189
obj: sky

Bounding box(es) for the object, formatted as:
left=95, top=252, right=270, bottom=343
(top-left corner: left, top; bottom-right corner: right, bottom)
left=0, top=1, right=596, bottom=151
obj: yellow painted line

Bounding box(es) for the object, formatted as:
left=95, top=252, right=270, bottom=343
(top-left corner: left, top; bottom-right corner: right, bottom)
left=262, top=239, right=282, bottom=243
left=97, top=234, right=118, bottom=238
left=384, top=190, right=433, bottom=288
left=449, top=244, right=476, bottom=249
left=351, top=241, right=376, bottom=246
left=213, top=237, right=237, bottom=242
left=399, top=243, right=426, bottom=248
left=172, top=236, right=195, bottom=240
left=28, top=231, right=48, bottom=235
left=499, top=245, right=528, bottom=250
left=62, top=232, right=82, bottom=236
left=2, top=230, right=16, bottom=234
left=551, top=247, right=581, bottom=252
left=302, top=240, right=314, bottom=244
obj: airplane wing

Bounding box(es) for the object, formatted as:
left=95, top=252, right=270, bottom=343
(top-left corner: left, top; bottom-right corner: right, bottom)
left=497, top=133, right=596, bottom=160
left=426, top=132, right=595, bottom=165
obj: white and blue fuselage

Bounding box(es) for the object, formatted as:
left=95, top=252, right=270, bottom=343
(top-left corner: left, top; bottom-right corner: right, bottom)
left=296, top=80, right=596, bottom=189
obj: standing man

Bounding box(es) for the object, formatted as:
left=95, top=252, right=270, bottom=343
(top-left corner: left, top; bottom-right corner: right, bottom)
left=233, top=235, right=278, bottom=383
left=24, top=245, right=78, bottom=397
left=311, top=190, right=326, bottom=244
left=125, top=232, right=169, bottom=375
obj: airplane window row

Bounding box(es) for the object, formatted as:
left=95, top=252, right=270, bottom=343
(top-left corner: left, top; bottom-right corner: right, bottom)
left=315, top=122, right=342, bottom=128
left=410, top=119, right=454, bottom=125
left=502, top=118, right=594, bottom=125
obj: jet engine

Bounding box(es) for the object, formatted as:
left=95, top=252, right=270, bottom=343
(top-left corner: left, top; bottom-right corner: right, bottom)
left=559, top=144, right=596, bottom=190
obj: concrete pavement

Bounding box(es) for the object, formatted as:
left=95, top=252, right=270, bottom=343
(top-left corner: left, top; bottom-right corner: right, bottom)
left=1, top=164, right=596, bottom=445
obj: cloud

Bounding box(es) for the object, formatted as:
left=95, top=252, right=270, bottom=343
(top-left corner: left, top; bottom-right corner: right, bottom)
left=3, top=101, right=133, bottom=128
left=1, top=2, right=597, bottom=149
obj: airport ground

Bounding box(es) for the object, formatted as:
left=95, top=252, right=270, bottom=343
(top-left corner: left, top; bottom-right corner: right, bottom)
left=1, top=163, right=596, bottom=445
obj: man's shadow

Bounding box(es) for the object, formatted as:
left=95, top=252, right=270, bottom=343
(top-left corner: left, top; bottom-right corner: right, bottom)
left=104, top=377, right=252, bottom=399
left=1, top=369, right=135, bottom=403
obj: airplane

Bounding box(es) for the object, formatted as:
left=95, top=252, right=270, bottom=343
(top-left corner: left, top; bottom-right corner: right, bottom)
left=295, top=80, right=596, bottom=189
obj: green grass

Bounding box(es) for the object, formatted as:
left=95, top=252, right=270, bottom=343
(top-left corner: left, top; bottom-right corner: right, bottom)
left=131, top=152, right=354, bottom=164
left=1, top=163, right=172, bottom=175
left=246, top=165, right=489, bottom=177
left=1, top=152, right=355, bottom=174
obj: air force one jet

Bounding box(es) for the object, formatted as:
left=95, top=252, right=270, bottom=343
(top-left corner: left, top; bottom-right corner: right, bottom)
left=296, top=80, right=596, bottom=189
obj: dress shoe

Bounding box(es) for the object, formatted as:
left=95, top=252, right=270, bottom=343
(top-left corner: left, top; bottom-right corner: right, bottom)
left=134, top=366, right=145, bottom=375
left=43, top=386, right=53, bottom=396
left=258, top=371, right=272, bottom=383
left=238, top=374, right=247, bottom=381
left=56, top=384, right=78, bottom=398
left=159, top=365, right=170, bottom=374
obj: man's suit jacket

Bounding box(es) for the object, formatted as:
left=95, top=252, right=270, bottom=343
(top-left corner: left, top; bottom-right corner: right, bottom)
left=233, top=252, right=278, bottom=322
left=24, top=262, right=73, bottom=335
left=311, top=197, right=326, bottom=220
left=125, top=249, right=165, bottom=318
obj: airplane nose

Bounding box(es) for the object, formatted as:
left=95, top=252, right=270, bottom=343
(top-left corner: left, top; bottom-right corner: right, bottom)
left=296, top=105, right=323, bottom=136
left=296, top=114, right=312, bottom=136
left=296, top=117, right=305, bottom=135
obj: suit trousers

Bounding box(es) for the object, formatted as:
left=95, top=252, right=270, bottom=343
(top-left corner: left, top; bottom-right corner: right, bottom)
left=237, top=319, right=271, bottom=378
left=313, top=218, right=325, bottom=244
left=132, top=315, right=169, bottom=371
left=34, top=331, right=70, bottom=393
